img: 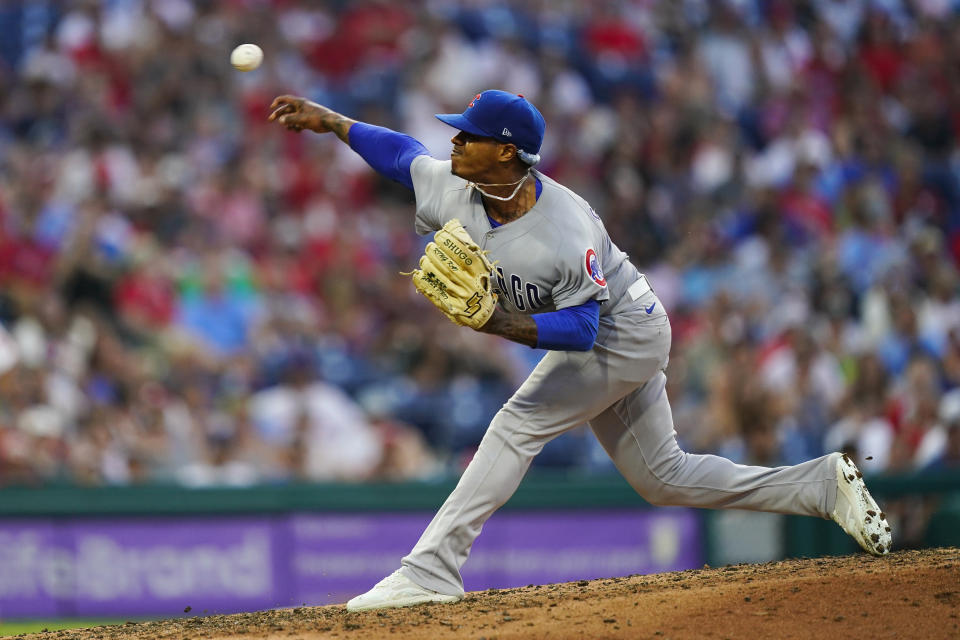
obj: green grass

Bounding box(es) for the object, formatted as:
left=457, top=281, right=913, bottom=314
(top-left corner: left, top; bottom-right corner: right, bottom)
left=0, top=620, right=123, bottom=636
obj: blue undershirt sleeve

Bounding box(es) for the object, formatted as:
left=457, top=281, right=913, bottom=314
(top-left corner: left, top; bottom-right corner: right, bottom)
left=532, top=299, right=600, bottom=351
left=348, top=122, right=429, bottom=191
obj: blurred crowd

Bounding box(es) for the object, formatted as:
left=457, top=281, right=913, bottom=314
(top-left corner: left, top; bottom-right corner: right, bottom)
left=1, top=0, right=959, bottom=491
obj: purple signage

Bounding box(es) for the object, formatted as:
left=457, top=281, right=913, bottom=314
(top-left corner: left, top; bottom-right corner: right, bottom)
left=0, top=521, right=61, bottom=619
left=0, top=508, right=700, bottom=618
left=466, top=508, right=700, bottom=589
left=0, top=518, right=289, bottom=618
left=288, top=513, right=430, bottom=606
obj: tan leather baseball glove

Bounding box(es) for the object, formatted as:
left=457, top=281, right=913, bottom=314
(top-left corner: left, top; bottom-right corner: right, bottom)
left=408, top=219, right=497, bottom=329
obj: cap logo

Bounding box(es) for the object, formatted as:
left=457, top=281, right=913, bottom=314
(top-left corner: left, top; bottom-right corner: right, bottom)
left=502, top=128, right=512, bottom=137
left=468, top=93, right=482, bottom=108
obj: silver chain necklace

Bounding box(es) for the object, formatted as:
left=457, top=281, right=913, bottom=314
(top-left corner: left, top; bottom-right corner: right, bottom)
left=468, top=172, right=530, bottom=202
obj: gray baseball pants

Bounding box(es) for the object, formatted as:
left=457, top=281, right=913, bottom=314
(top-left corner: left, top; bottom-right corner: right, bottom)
left=401, top=294, right=840, bottom=596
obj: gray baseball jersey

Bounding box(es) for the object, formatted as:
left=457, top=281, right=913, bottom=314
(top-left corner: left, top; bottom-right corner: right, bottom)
left=398, top=154, right=840, bottom=597
left=412, top=156, right=642, bottom=317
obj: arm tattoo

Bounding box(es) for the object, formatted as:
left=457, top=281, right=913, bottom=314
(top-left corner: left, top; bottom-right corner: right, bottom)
left=480, top=309, right=538, bottom=348
left=320, top=111, right=356, bottom=144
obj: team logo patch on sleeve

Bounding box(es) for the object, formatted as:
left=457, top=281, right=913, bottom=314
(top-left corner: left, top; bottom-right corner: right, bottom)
left=585, top=248, right=606, bottom=286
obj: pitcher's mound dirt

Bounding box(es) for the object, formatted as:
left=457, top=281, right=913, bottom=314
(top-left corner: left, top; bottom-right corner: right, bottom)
left=20, top=547, right=959, bottom=640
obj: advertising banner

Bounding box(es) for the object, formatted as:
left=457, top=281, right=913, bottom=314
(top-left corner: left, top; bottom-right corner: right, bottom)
left=0, top=508, right=700, bottom=618
left=291, top=509, right=701, bottom=605
left=0, top=521, right=61, bottom=619
left=0, top=518, right=287, bottom=618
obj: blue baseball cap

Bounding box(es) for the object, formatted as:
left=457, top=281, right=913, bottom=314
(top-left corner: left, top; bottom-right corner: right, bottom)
left=436, top=90, right=546, bottom=159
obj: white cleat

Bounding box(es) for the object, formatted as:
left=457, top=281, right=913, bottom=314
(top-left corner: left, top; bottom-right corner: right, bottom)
left=831, top=453, right=892, bottom=556
left=346, top=570, right=463, bottom=612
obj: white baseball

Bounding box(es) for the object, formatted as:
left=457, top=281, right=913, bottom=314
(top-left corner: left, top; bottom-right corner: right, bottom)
left=230, top=44, right=263, bottom=72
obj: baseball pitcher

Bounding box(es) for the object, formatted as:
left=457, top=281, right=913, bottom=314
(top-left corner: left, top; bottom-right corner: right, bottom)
left=268, top=90, right=891, bottom=611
